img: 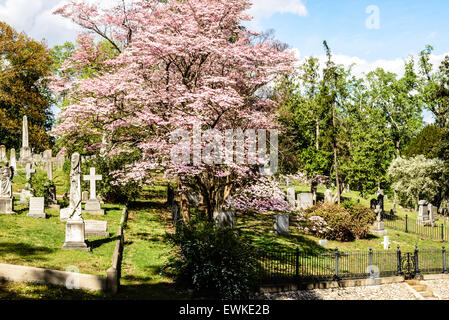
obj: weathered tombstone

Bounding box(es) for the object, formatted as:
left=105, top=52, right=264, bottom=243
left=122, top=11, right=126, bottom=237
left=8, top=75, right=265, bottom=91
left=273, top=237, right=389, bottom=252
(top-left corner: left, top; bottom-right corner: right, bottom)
left=286, top=188, right=296, bottom=207
left=297, top=193, right=314, bottom=210
left=318, top=239, right=328, bottom=246
left=84, top=220, right=109, bottom=237
left=213, top=210, right=235, bottom=228
left=10, top=149, right=16, bottom=171
left=324, top=189, right=333, bottom=204
left=82, top=167, right=104, bottom=215
left=62, top=153, right=90, bottom=251
left=428, top=203, right=438, bottom=227
left=274, top=214, right=290, bottom=235
left=19, top=115, right=33, bottom=166
left=43, top=151, right=53, bottom=181
left=26, top=197, right=46, bottom=219
left=0, top=163, right=14, bottom=214
left=82, top=191, right=89, bottom=202
left=286, top=178, right=292, bottom=186
left=0, top=145, right=6, bottom=162
left=418, top=200, right=431, bottom=226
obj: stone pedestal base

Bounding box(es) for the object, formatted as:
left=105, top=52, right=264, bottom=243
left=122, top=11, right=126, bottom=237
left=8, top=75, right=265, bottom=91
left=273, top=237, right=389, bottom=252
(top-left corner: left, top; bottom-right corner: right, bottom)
left=26, top=212, right=46, bottom=219
left=62, top=219, right=90, bottom=251
left=49, top=204, right=61, bottom=211
left=83, top=199, right=104, bottom=215
left=372, top=221, right=387, bottom=236
left=0, top=197, right=14, bottom=214
left=418, top=218, right=433, bottom=226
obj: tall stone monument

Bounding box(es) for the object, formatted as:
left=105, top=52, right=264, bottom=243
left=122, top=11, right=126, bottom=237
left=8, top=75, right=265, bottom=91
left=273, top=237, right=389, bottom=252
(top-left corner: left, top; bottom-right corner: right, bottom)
left=83, top=167, right=104, bottom=215
left=19, top=115, right=32, bottom=166
left=0, top=163, right=14, bottom=214
left=0, top=145, right=6, bottom=162
left=62, top=153, right=90, bottom=251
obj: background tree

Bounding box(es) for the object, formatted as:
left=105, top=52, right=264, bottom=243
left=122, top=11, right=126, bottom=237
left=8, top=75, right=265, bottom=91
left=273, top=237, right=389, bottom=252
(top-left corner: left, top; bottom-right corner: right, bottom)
left=0, top=21, right=54, bottom=151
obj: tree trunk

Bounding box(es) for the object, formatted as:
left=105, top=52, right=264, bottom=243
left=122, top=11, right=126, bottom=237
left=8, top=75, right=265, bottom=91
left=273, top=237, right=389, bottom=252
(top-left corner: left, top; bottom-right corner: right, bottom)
left=332, top=102, right=341, bottom=204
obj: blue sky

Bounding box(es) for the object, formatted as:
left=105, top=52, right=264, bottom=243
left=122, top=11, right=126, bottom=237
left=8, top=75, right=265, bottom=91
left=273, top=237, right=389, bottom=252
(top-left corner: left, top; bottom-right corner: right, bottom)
left=251, top=0, right=449, bottom=61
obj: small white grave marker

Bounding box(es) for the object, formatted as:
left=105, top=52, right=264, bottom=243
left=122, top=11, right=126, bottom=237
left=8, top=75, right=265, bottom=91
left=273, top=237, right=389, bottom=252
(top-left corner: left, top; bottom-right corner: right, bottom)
left=319, top=240, right=328, bottom=246
left=382, top=236, right=390, bottom=250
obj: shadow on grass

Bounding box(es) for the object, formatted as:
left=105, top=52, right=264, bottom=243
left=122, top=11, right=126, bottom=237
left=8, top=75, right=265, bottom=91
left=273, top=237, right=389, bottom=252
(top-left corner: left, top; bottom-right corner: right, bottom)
left=0, top=242, right=55, bottom=260
left=88, top=236, right=118, bottom=250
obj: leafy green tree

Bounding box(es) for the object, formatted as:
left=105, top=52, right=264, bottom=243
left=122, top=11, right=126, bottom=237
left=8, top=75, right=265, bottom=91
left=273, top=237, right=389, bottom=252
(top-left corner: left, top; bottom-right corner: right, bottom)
left=388, top=155, right=445, bottom=209
left=0, top=21, right=54, bottom=151
left=405, top=124, right=444, bottom=158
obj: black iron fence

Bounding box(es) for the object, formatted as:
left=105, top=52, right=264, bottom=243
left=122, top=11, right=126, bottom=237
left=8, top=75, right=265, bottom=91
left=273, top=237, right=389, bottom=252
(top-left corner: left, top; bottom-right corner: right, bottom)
left=382, top=213, right=449, bottom=241
left=256, top=246, right=449, bottom=284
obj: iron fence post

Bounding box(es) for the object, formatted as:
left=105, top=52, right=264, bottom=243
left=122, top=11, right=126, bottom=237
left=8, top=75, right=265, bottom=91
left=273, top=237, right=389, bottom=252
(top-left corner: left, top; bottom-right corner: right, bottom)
left=397, top=245, right=402, bottom=275
left=405, top=215, right=408, bottom=233
left=333, top=248, right=340, bottom=281
left=444, top=246, right=448, bottom=274
left=369, top=247, right=373, bottom=267
left=414, top=244, right=420, bottom=277
left=295, top=248, right=299, bottom=278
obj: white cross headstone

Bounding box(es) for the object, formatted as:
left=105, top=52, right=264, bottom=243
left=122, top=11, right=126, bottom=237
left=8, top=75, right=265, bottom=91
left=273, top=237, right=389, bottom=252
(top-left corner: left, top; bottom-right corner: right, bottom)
left=381, top=236, right=390, bottom=250
left=83, top=167, right=102, bottom=200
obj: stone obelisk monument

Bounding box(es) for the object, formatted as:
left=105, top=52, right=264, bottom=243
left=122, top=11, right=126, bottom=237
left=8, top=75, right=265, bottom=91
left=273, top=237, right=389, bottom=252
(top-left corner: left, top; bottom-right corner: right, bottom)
left=62, top=153, right=90, bottom=251
left=19, top=115, right=32, bottom=166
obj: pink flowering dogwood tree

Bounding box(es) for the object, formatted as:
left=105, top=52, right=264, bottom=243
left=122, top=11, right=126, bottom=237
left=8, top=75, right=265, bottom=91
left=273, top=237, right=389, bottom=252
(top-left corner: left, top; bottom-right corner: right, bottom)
left=52, top=0, right=296, bottom=220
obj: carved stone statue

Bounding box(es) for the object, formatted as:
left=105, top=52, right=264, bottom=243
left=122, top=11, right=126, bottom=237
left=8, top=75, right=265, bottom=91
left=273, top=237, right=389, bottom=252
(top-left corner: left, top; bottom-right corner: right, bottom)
left=0, top=162, right=14, bottom=198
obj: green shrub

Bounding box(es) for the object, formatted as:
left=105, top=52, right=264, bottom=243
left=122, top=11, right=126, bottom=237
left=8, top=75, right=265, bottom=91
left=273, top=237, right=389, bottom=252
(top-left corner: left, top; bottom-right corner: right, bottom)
left=29, top=169, right=57, bottom=202
left=164, top=219, right=258, bottom=299
left=304, top=202, right=375, bottom=241
left=84, top=154, right=141, bottom=204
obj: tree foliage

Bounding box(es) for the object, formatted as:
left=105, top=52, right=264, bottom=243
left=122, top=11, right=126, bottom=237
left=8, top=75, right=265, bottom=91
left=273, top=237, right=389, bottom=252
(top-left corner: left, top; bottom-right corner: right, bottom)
left=0, top=21, right=54, bottom=151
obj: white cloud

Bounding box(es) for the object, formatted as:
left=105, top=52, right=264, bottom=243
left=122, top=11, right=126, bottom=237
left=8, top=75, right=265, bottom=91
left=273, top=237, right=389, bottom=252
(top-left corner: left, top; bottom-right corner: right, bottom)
left=291, top=48, right=449, bottom=78
left=248, top=0, right=308, bottom=20
left=0, top=0, right=79, bottom=47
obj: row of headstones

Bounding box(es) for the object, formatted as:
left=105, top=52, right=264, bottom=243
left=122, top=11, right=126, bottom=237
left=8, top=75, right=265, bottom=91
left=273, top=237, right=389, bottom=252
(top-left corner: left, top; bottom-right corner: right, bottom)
left=0, top=146, right=66, bottom=170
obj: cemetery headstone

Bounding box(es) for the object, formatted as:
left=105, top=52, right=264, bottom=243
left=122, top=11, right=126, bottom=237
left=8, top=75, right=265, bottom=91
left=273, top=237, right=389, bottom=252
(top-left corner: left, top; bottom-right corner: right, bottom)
left=55, top=149, right=66, bottom=169
left=213, top=210, right=235, bottom=228
left=318, top=239, right=328, bottom=246
left=82, top=167, right=104, bottom=215
left=0, top=163, right=14, bottom=214
left=26, top=197, right=46, bottom=219
left=10, top=148, right=16, bottom=171
left=324, top=189, right=333, bottom=204
left=274, top=214, right=290, bottom=235
left=84, top=220, right=109, bottom=237
left=372, top=205, right=387, bottom=236
left=62, top=153, right=90, bottom=251
left=382, top=236, right=390, bottom=250
left=82, top=191, right=89, bottom=202
left=171, top=201, right=181, bottom=224
left=418, top=200, right=431, bottom=226
left=286, top=188, right=296, bottom=208
left=297, top=193, right=314, bottom=210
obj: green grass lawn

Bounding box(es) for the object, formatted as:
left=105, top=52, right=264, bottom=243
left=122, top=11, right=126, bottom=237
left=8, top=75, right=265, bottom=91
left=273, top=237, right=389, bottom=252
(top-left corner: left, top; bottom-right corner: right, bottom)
left=0, top=201, right=124, bottom=275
